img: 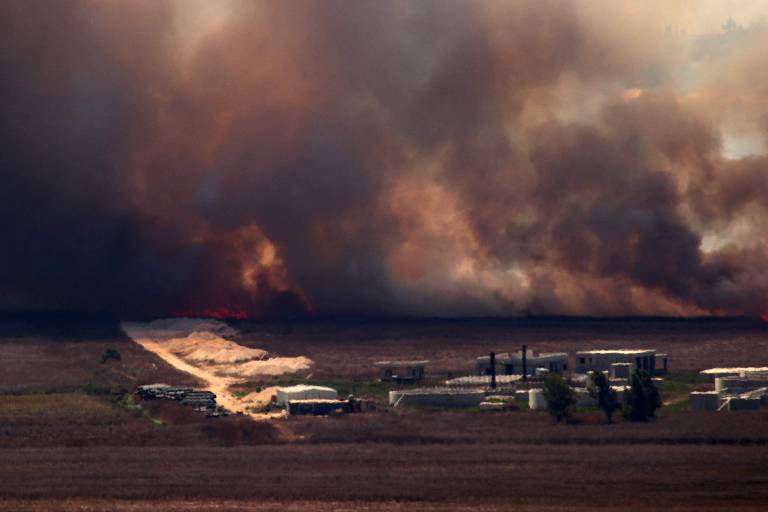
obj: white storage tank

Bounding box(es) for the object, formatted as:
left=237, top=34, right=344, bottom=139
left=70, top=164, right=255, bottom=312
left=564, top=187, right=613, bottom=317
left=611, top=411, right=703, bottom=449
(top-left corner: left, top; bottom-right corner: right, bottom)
left=714, top=377, right=740, bottom=392
left=529, top=388, right=547, bottom=410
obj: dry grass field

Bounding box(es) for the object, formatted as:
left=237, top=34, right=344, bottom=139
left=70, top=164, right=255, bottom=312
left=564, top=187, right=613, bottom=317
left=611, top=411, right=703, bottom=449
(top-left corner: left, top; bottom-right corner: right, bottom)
left=1, top=316, right=767, bottom=511
left=232, top=317, right=768, bottom=378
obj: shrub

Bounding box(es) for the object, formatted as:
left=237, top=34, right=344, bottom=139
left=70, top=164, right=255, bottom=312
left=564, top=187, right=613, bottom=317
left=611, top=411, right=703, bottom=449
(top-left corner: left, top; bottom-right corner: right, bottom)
left=641, top=371, right=662, bottom=418
left=588, top=371, right=620, bottom=423
left=623, top=369, right=661, bottom=421
left=542, top=373, right=575, bottom=423
left=100, top=347, right=121, bottom=364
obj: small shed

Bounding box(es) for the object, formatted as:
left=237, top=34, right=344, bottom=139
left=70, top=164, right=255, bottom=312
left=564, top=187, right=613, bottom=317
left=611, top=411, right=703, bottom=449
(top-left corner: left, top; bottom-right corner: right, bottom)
left=374, top=360, right=429, bottom=383
left=275, top=385, right=338, bottom=406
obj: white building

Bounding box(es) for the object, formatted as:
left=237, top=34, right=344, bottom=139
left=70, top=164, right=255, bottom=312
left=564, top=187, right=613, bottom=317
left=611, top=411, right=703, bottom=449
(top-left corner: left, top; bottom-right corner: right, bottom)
left=575, top=349, right=658, bottom=375
left=476, top=349, right=568, bottom=376
left=374, top=360, right=429, bottom=383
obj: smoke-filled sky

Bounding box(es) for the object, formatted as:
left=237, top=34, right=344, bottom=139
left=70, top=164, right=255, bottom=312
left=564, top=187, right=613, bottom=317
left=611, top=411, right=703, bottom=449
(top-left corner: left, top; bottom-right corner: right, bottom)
left=3, top=0, right=768, bottom=319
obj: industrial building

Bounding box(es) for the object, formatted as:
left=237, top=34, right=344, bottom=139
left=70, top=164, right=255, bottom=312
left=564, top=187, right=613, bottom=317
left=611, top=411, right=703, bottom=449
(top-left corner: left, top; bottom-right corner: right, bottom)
left=374, top=360, right=429, bottom=383
left=475, top=348, right=568, bottom=376
left=691, top=368, right=768, bottom=411
left=445, top=374, right=521, bottom=387
left=575, top=349, right=658, bottom=375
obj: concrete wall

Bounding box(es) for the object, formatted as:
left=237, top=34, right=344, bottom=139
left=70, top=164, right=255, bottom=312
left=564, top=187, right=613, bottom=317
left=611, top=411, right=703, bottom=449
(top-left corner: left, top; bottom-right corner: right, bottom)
left=477, top=353, right=568, bottom=376
left=389, top=389, right=485, bottom=408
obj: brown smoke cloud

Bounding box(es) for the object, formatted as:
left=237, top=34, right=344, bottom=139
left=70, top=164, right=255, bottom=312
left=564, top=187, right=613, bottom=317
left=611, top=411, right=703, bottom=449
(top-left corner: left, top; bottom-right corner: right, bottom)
left=2, top=0, right=768, bottom=318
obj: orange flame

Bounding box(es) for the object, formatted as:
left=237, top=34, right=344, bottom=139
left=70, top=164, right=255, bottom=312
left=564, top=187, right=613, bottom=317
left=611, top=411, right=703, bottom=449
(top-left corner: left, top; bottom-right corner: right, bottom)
left=172, top=305, right=250, bottom=320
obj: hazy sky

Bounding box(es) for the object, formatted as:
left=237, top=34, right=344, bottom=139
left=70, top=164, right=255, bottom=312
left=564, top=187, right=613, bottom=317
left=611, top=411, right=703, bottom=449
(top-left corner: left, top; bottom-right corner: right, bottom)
left=2, top=1, right=768, bottom=318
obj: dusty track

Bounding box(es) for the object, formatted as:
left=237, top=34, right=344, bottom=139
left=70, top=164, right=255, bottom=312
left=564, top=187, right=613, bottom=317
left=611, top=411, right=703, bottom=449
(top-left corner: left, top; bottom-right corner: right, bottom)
left=131, top=337, right=244, bottom=413
left=122, top=319, right=307, bottom=418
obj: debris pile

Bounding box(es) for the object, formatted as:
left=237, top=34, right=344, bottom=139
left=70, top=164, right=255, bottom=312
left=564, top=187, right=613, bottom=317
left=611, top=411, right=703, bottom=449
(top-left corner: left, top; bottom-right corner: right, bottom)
left=136, top=383, right=227, bottom=417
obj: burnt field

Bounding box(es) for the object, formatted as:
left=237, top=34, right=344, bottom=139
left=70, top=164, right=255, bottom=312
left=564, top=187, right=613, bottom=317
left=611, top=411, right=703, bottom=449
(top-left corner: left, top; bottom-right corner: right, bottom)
left=233, top=316, right=768, bottom=378
left=1, top=316, right=767, bottom=511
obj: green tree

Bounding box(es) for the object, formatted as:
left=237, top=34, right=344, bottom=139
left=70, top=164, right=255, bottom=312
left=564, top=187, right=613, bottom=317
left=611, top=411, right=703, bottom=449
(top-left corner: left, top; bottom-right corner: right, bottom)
left=623, top=369, right=660, bottom=421
left=640, top=370, right=661, bottom=418
left=588, top=371, right=620, bottom=423
left=100, top=347, right=121, bottom=364
left=542, top=373, right=575, bottom=423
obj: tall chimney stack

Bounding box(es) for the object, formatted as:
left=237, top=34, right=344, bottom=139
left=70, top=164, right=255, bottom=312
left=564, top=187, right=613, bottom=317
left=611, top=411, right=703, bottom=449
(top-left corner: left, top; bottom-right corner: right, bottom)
left=490, top=352, right=496, bottom=389
left=522, top=344, right=527, bottom=382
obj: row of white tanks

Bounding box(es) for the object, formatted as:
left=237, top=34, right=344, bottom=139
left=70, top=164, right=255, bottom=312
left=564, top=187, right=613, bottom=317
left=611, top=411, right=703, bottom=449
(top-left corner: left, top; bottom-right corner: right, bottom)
left=528, top=388, right=600, bottom=410
left=388, top=388, right=486, bottom=408
left=386, top=387, right=602, bottom=410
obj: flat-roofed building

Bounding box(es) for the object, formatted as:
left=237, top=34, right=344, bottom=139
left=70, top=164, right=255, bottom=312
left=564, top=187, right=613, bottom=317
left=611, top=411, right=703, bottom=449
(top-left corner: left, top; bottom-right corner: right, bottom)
left=476, top=349, right=568, bottom=377
left=575, top=349, right=657, bottom=375
left=374, top=360, right=429, bottom=383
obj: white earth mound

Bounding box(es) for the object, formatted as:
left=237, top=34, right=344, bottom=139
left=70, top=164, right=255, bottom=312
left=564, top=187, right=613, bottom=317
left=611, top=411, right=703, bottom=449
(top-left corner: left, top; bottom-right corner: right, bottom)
left=122, top=318, right=312, bottom=378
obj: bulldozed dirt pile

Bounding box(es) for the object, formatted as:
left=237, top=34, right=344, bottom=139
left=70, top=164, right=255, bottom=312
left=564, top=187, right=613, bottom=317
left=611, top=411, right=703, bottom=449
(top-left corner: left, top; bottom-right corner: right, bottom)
left=122, top=318, right=312, bottom=380
left=164, top=331, right=269, bottom=364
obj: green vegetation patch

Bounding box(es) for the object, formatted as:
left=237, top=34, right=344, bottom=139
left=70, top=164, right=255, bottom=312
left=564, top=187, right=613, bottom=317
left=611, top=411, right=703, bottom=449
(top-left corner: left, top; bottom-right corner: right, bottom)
left=660, top=370, right=709, bottom=390
left=0, top=393, right=120, bottom=418
left=657, top=398, right=690, bottom=416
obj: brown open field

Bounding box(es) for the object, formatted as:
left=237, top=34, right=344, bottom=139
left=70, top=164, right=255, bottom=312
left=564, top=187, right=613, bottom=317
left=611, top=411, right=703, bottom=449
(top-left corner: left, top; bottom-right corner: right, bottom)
left=1, top=316, right=767, bottom=511
left=234, top=317, right=768, bottom=378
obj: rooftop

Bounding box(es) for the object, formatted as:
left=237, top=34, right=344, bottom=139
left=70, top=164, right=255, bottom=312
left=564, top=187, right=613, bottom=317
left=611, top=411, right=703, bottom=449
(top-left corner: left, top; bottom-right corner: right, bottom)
left=277, top=385, right=337, bottom=393
left=445, top=375, right=521, bottom=386
left=374, top=360, right=430, bottom=367
left=287, top=399, right=346, bottom=404
left=477, top=351, right=567, bottom=361
left=577, top=349, right=655, bottom=355
left=395, top=387, right=485, bottom=396
left=700, top=367, right=768, bottom=376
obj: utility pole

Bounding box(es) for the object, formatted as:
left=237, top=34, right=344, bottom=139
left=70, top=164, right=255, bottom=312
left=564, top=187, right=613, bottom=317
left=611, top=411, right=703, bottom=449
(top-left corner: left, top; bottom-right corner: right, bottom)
left=522, top=344, right=527, bottom=382
left=490, top=351, right=497, bottom=390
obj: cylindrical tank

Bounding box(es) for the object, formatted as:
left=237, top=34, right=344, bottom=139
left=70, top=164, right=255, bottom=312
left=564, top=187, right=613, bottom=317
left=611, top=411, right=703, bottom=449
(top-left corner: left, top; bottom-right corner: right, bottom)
left=715, top=377, right=726, bottom=392
left=715, top=377, right=742, bottom=393
left=529, top=388, right=546, bottom=410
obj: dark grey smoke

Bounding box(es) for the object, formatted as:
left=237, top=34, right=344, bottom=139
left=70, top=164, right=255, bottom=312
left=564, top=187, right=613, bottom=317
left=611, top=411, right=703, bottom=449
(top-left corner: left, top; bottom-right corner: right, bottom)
left=1, top=1, right=767, bottom=318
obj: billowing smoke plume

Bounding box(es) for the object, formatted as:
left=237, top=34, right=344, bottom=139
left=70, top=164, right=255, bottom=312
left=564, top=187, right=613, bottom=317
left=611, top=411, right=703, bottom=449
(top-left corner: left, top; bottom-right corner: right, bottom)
left=2, top=0, right=768, bottom=318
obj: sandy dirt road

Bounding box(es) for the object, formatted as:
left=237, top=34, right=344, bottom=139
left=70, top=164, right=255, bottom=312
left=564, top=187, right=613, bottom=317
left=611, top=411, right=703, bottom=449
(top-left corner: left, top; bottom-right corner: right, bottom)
left=133, top=336, right=286, bottom=420
left=122, top=319, right=296, bottom=419
left=132, top=337, right=245, bottom=413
